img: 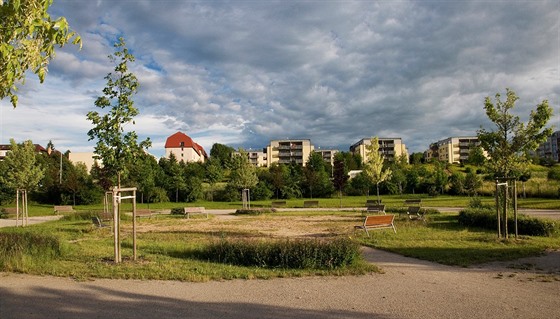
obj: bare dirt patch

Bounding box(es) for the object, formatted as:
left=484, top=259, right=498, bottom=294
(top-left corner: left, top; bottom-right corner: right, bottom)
left=135, top=214, right=358, bottom=239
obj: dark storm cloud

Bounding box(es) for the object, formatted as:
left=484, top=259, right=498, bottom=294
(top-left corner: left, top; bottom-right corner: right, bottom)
left=3, top=0, right=556, bottom=157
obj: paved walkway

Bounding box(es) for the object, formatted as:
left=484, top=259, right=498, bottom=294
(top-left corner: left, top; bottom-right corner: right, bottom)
left=0, top=248, right=558, bottom=319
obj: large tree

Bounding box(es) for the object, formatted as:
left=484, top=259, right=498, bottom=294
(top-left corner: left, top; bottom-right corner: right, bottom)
left=477, top=88, right=553, bottom=178
left=87, top=37, right=150, bottom=188
left=1, top=0, right=81, bottom=107
left=363, top=137, right=392, bottom=201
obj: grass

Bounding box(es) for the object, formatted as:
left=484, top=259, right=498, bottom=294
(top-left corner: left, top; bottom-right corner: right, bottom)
left=2, top=194, right=560, bottom=218
left=0, top=207, right=558, bottom=280
left=358, top=213, right=560, bottom=267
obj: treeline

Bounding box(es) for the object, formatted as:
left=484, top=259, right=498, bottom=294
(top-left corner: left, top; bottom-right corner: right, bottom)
left=2, top=141, right=560, bottom=206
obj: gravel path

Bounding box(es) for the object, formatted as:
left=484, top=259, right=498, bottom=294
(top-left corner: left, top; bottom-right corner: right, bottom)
left=1, top=248, right=558, bottom=319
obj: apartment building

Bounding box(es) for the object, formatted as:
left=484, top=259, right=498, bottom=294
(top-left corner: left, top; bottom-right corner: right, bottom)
left=233, top=149, right=268, bottom=167
left=534, top=130, right=560, bottom=162
left=316, top=149, right=339, bottom=167
left=164, top=131, right=208, bottom=163
left=425, top=136, right=481, bottom=164
left=0, top=143, right=47, bottom=160
left=349, top=138, right=408, bottom=163
left=265, top=139, right=314, bottom=166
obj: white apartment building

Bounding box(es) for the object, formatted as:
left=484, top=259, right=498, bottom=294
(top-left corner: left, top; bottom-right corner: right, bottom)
left=164, top=132, right=207, bottom=163
left=426, top=136, right=481, bottom=164
left=349, top=137, right=408, bottom=163
left=266, top=139, right=314, bottom=166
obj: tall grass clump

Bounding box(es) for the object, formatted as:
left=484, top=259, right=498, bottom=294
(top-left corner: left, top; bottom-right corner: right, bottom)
left=201, top=237, right=360, bottom=269
left=0, top=232, right=63, bottom=271
left=458, top=208, right=558, bottom=237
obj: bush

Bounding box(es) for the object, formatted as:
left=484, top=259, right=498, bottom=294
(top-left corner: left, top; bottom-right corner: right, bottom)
left=458, top=208, right=558, bottom=237
left=200, top=237, right=360, bottom=269
left=233, top=208, right=276, bottom=215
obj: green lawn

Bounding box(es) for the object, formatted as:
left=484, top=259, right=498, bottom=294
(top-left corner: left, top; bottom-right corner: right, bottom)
left=1, top=209, right=558, bottom=281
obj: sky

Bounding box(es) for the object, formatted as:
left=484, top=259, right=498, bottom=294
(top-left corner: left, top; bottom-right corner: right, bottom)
left=1, top=0, right=559, bottom=159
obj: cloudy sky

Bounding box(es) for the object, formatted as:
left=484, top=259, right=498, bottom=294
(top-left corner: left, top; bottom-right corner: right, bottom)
left=1, top=0, right=558, bottom=158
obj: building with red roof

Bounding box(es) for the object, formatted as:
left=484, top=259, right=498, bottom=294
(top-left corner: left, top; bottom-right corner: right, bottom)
left=164, top=132, right=207, bottom=163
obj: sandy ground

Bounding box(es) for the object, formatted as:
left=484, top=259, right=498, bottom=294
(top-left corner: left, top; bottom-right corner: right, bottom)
left=1, top=211, right=559, bottom=318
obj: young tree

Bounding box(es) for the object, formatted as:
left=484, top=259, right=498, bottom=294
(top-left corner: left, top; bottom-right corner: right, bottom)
left=1, top=0, right=81, bottom=107
left=87, top=37, right=151, bottom=188
left=363, top=137, right=392, bottom=202
left=228, top=150, right=258, bottom=198
left=0, top=139, right=45, bottom=193
left=478, top=88, right=553, bottom=178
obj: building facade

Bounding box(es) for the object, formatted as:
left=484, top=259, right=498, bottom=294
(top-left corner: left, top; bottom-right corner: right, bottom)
left=535, top=130, right=560, bottom=162
left=164, top=132, right=208, bottom=163
left=425, top=136, right=481, bottom=164
left=349, top=138, right=408, bottom=163
left=265, top=139, right=314, bottom=166
left=315, top=149, right=339, bottom=167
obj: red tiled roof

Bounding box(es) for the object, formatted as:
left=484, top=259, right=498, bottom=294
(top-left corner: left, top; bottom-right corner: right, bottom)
left=164, top=132, right=207, bottom=157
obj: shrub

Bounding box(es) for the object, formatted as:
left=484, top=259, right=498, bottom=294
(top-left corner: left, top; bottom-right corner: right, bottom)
left=200, top=237, right=360, bottom=269
left=458, top=208, right=558, bottom=237
left=233, top=208, right=276, bottom=215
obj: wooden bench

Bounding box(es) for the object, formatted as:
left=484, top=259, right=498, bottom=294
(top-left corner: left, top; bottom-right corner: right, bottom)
left=364, top=204, right=386, bottom=215
left=354, top=215, right=396, bottom=237
left=183, top=207, right=207, bottom=219
left=403, top=199, right=421, bottom=206
left=271, top=201, right=286, bottom=208
left=135, top=209, right=154, bottom=218
left=54, top=205, right=74, bottom=214
left=303, top=200, right=319, bottom=208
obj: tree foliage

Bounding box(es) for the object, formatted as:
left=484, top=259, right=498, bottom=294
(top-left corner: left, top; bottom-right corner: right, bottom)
left=0, top=0, right=81, bottom=107
left=362, top=137, right=392, bottom=201
left=0, top=139, right=44, bottom=192
left=477, top=88, right=553, bottom=178
left=87, top=37, right=150, bottom=188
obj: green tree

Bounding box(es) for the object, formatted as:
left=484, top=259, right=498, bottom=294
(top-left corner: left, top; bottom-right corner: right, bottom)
left=463, top=171, right=482, bottom=196
left=332, top=158, right=348, bottom=206
left=363, top=137, right=392, bottom=201
left=210, top=143, right=235, bottom=169
left=228, top=150, right=258, bottom=197
left=1, top=0, right=81, bottom=107
left=87, top=37, right=151, bottom=188
left=467, top=145, right=486, bottom=166
left=0, top=139, right=45, bottom=193
left=205, top=157, right=223, bottom=201
left=478, top=88, right=553, bottom=178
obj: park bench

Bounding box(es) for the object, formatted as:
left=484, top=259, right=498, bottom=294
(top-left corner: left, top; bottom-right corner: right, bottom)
left=183, top=207, right=207, bottom=219
left=135, top=209, right=154, bottom=218
left=1, top=207, right=18, bottom=216
left=54, top=205, right=74, bottom=214
left=92, top=216, right=109, bottom=228
left=406, top=206, right=426, bottom=221
left=271, top=201, right=286, bottom=208
left=364, top=204, right=386, bottom=216
left=303, top=200, right=319, bottom=208
left=366, top=199, right=382, bottom=205
left=354, top=215, right=396, bottom=237
left=403, top=199, right=421, bottom=207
